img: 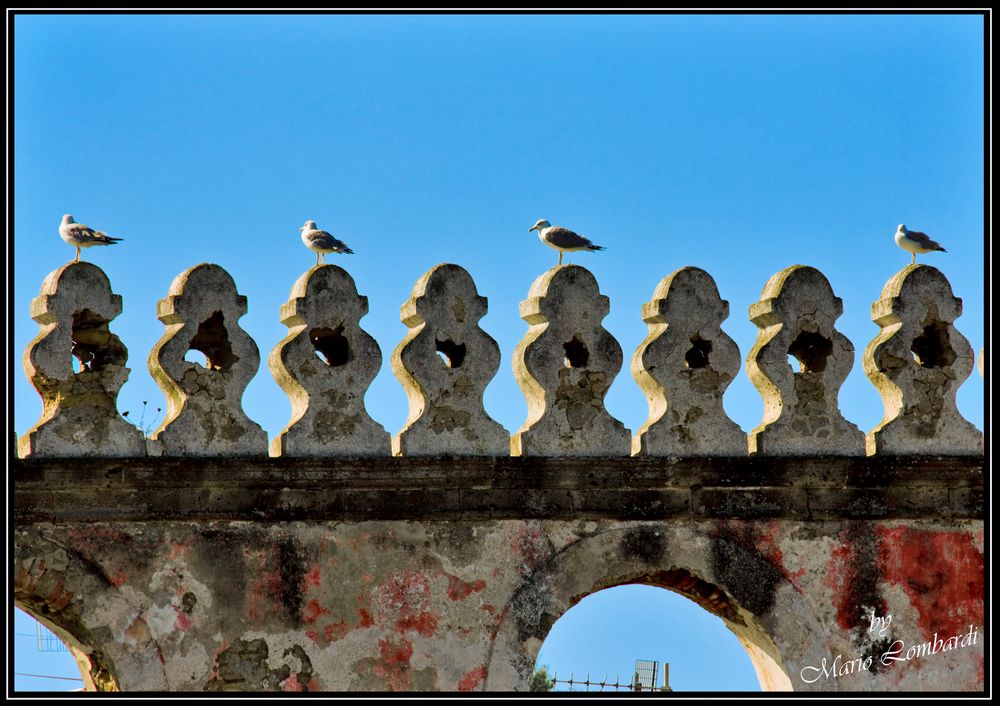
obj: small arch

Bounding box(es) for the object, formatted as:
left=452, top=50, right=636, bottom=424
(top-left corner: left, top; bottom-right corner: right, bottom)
left=534, top=584, right=759, bottom=691
left=484, top=525, right=803, bottom=692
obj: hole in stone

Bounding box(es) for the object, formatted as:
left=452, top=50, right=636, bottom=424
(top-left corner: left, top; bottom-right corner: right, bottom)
left=184, top=349, right=209, bottom=367
left=187, top=311, right=238, bottom=371
left=310, top=325, right=350, bottom=367
left=70, top=308, right=123, bottom=373
left=685, top=336, right=712, bottom=369
left=435, top=338, right=466, bottom=368
left=787, top=331, right=833, bottom=373
left=563, top=337, right=590, bottom=368
left=910, top=321, right=956, bottom=369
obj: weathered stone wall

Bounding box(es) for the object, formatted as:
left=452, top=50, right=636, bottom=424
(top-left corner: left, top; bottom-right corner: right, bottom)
left=15, top=260, right=984, bottom=692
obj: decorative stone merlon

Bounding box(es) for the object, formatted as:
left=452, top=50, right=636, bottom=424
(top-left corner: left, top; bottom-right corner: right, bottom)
left=864, top=265, right=981, bottom=455
left=19, top=262, right=145, bottom=457
left=391, top=264, right=508, bottom=455
left=631, top=267, right=745, bottom=456
left=746, top=265, right=864, bottom=456
left=147, top=264, right=267, bottom=456
left=511, top=265, right=630, bottom=456
left=269, top=265, right=389, bottom=457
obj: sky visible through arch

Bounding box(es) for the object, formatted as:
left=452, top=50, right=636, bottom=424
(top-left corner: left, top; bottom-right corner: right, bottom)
left=11, top=12, right=985, bottom=692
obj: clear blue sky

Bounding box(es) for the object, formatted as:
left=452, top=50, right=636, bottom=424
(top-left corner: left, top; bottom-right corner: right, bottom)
left=12, top=13, right=985, bottom=692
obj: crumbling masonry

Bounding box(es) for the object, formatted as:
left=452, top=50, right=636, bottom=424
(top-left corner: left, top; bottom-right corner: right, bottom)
left=14, top=260, right=984, bottom=691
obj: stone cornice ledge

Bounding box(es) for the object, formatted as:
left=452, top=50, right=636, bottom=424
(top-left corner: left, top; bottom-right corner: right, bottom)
left=13, top=455, right=983, bottom=523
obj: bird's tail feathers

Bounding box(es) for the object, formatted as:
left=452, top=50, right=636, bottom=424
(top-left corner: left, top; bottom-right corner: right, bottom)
left=588, top=244, right=606, bottom=251
left=343, top=247, right=355, bottom=254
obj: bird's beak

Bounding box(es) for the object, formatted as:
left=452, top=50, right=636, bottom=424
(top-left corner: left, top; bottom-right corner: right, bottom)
left=528, top=227, right=535, bottom=232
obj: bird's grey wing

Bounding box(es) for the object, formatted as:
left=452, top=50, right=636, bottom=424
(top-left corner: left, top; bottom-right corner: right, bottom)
left=908, top=230, right=946, bottom=251
left=306, top=230, right=338, bottom=248
left=66, top=223, right=96, bottom=240
left=545, top=227, right=594, bottom=249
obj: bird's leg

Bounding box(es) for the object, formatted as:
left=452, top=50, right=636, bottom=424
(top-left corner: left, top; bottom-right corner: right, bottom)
left=316, top=252, right=320, bottom=266
left=558, top=252, right=563, bottom=266
left=75, top=247, right=81, bottom=262
left=911, top=254, right=916, bottom=265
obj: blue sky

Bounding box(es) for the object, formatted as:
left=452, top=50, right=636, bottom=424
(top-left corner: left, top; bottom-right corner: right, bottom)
left=11, top=13, right=985, bottom=692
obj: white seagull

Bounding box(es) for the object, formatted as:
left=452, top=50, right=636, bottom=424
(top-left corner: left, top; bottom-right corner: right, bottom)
left=895, top=224, right=946, bottom=265
left=59, top=214, right=123, bottom=262
left=300, top=220, right=354, bottom=265
left=529, top=218, right=606, bottom=266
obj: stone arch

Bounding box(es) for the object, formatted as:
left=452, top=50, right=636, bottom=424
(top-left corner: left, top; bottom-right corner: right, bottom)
left=482, top=522, right=829, bottom=692
left=14, top=530, right=170, bottom=691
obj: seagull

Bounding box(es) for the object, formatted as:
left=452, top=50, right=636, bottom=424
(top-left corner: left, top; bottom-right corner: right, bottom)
left=529, top=218, right=606, bottom=266
left=895, top=224, right=946, bottom=265
left=300, top=220, right=354, bottom=265
left=59, top=214, right=123, bottom=262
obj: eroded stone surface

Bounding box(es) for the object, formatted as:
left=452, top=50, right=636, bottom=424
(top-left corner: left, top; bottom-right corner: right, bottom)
left=19, top=262, right=145, bottom=457
left=747, top=266, right=864, bottom=456
left=391, top=264, right=508, bottom=456
left=147, top=264, right=267, bottom=456
left=632, top=267, right=745, bottom=456
left=864, top=265, right=980, bottom=455
left=269, top=265, right=389, bottom=456
left=511, top=265, right=630, bottom=456
left=14, top=516, right=984, bottom=692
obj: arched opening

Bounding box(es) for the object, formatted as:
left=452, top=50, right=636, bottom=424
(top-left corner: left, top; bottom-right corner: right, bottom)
left=533, top=584, right=760, bottom=691
left=14, top=606, right=100, bottom=692
left=484, top=525, right=801, bottom=692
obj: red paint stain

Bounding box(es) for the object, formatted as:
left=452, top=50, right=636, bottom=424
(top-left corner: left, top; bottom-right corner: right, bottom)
left=447, top=575, right=487, bottom=601
left=302, top=599, right=330, bottom=624
left=826, top=542, right=856, bottom=631
left=396, top=611, right=438, bottom=638
left=325, top=620, right=349, bottom=642
left=174, top=610, right=192, bottom=631
left=878, top=527, right=984, bottom=639
left=757, top=520, right=806, bottom=585
left=374, top=638, right=414, bottom=691
left=458, top=665, right=487, bottom=692
left=167, top=542, right=191, bottom=560
left=282, top=675, right=305, bottom=692
left=510, top=526, right=548, bottom=575
left=481, top=604, right=495, bottom=614
left=308, top=677, right=320, bottom=691
left=109, top=570, right=129, bottom=587
left=376, top=571, right=438, bottom=637
left=67, top=526, right=133, bottom=559
left=358, top=608, right=374, bottom=628
left=302, top=566, right=321, bottom=591
left=305, top=629, right=319, bottom=643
